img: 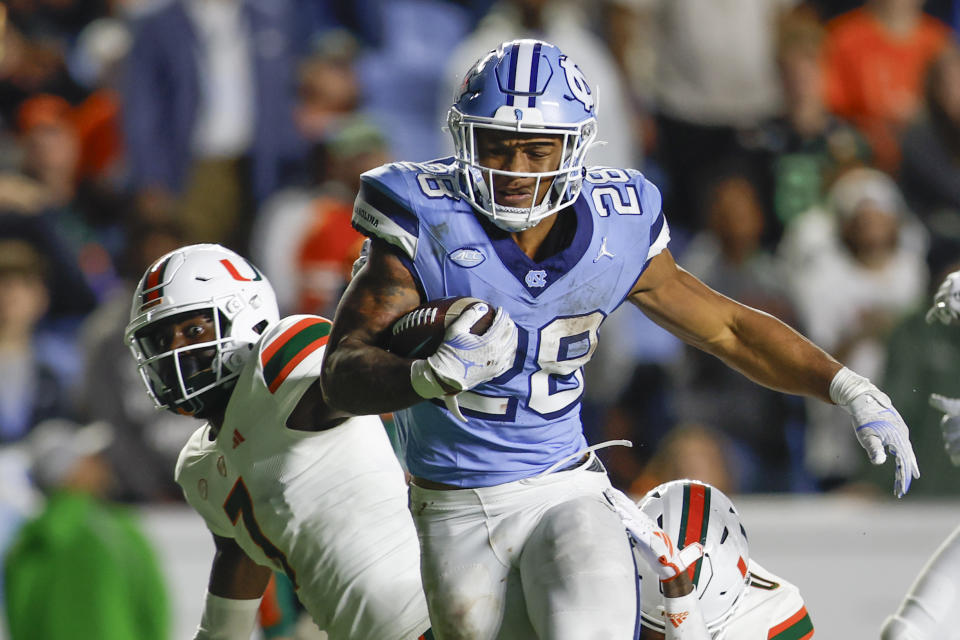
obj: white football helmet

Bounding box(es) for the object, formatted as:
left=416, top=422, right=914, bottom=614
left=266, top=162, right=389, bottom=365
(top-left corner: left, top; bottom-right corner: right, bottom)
left=636, top=480, right=751, bottom=638
left=124, top=244, right=279, bottom=417
left=447, top=39, right=598, bottom=232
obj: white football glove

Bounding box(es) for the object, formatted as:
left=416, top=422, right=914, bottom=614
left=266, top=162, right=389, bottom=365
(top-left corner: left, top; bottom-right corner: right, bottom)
left=604, top=490, right=704, bottom=583
left=410, top=303, right=518, bottom=421
left=930, top=394, right=960, bottom=466
left=830, top=367, right=920, bottom=497
left=925, top=270, right=960, bottom=325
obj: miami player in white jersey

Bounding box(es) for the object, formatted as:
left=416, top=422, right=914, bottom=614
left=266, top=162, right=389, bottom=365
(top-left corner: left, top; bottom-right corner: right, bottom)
left=611, top=480, right=813, bottom=640
left=321, top=39, right=918, bottom=638
left=124, top=244, right=432, bottom=640
left=882, top=269, right=960, bottom=639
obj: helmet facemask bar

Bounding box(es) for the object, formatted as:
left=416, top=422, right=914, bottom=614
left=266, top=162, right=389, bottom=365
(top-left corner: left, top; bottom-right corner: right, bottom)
left=450, top=108, right=596, bottom=231
left=129, top=309, right=240, bottom=414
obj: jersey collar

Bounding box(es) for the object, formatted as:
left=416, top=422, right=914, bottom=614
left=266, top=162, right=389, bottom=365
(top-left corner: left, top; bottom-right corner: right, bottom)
left=483, top=193, right=594, bottom=297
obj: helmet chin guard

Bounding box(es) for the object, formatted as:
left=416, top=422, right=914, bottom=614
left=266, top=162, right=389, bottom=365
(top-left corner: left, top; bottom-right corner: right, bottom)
left=124, top=244, right=279, bottom=417
left=447, top=39, right=598, bottom=232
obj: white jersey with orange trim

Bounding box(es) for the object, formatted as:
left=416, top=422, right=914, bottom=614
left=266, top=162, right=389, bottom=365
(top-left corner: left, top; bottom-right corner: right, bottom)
left=723, top=560, right=813, bottom=640
left=174, top=314, right=430, bottom=640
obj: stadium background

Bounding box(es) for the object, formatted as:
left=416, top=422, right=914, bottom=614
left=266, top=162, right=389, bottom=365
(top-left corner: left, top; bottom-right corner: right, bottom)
left=2, top=0, right=960, bottom=637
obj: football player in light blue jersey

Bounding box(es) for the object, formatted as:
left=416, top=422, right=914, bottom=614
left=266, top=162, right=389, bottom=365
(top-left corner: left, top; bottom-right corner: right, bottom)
left=321, top=39, right=919, bottom=639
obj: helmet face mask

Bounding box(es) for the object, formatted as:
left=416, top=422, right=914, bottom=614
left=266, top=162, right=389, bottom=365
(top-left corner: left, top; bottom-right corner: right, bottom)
left=133, top=309, right=232, bottom=416
left=125, top=244, right=279, bottom=418
left=448, top=39, right=598, bottom=232
left=635, top=480, right=751, bottom=638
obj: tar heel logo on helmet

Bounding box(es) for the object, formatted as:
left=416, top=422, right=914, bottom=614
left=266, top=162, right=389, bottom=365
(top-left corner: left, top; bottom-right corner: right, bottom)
left=449, top=247, right=486, bottom=268
left=558, top=56, right=593, bottom=111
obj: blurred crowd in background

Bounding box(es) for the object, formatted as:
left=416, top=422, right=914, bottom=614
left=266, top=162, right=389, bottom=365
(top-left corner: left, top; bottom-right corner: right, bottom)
left=2, top=0, right=960, bottom=526
left=7, top=0, right=960, bottom=635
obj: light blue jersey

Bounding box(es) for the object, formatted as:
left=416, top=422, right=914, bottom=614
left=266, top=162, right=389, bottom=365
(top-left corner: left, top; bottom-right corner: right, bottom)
left=353, top=158, right=669, bottom=487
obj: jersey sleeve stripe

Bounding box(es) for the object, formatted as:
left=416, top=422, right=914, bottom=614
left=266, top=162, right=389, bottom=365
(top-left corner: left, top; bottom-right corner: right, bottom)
left=261, top=318, right=322, bottom=363
left=261, top=319, right=332, bottom=393
left=645, top=212, right=669, bottom=262
left=353, top=192, right=420, bottom=260
left=767, top=606, right=813, bottom=640
left=648, top=212, right=664, bottom=247
left=357, top=179, right=420, bottom=237
left=141, top=255, right=171, bottom=307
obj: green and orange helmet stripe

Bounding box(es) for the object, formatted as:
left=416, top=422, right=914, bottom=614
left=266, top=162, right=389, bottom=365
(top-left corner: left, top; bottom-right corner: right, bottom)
left=676, top=482, right=750, bottom=587
left=139, top=255, right=172, bottom=311
left=677, top=481, right=711, bottom=585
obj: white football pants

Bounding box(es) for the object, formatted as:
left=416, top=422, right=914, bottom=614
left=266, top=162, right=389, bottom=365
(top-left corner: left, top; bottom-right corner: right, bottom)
left=409, top=454, right=640, bottom=640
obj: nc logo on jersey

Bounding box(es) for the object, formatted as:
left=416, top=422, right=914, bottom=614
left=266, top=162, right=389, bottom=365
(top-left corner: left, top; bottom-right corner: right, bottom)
left=525, top=270, right=548, bottom=288
left=450, top=247, right=486, bottom=268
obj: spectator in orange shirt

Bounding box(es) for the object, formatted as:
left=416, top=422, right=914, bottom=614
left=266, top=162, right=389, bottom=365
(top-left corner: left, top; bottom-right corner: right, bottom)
left=294, top=117, right=390, bottom=317
left=823, top=0, right=951, bottom=172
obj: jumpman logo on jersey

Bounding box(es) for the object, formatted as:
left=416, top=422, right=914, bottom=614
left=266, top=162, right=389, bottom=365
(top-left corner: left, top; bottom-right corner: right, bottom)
left=593, top=237, right=615, bottom=263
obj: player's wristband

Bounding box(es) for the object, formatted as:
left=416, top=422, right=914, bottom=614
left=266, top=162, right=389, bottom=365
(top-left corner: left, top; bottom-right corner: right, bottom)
left=661, top=591, right=711, bottom=640
left=193, top=592, right=260, bottom=640
left=829, top=366, right=874, bottom=406
left=411, top=359, right=445, bottom=399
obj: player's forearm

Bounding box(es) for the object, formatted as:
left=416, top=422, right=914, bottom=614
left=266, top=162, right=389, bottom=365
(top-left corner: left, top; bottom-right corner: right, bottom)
left=321, top=336, right=425, bottom=414
left=661, top=591, right=711, bottom=640
left=197, top=537, right=269, bottom=640
left=704, top=303, right=842, bottom=404
left=633, top=258, right=842, bottom=403
left=208, top=536, right=271, bottom=599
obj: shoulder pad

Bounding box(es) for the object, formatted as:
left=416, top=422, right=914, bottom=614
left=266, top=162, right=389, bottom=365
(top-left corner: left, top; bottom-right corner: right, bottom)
left=353, top=162, right=424, bottom=260
left=582, top=166, right=663, bottom=218
left=257, top=315, right=332, bottom=394
left=174, top=426, right=211, bottom=485
left=174, top=428, right=234, bottom=538
left=581, top=166, right=669, bottom=259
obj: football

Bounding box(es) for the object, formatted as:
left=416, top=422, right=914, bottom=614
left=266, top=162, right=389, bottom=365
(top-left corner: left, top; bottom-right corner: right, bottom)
left=388, top=296, right=496, bottom=358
